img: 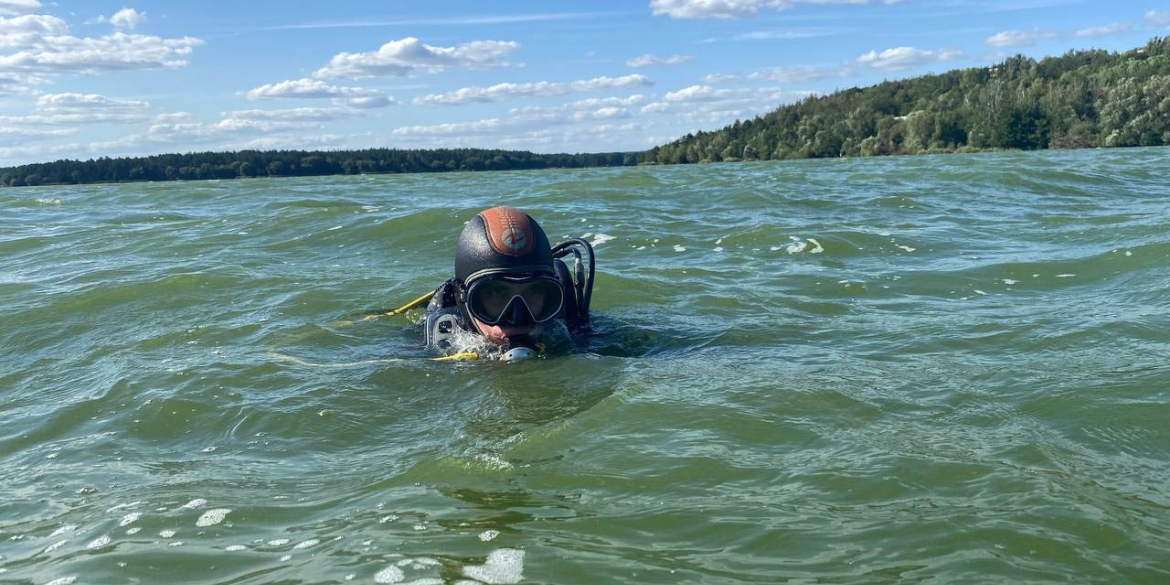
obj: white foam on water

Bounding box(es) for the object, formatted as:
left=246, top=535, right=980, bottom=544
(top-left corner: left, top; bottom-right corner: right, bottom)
left=43, top=539, right=68, bottom=553
left=374, top=566, right=405, bottom=583
left=169, top=542, right=184, bottom=547
left=345, top=574, right=355, bottom=581
left=713, top=247, right=724, bottom=252
left=225, top=545, right=247, bottom=552
left=975, top=290, right=988, bottom=296
left=673, top=245, right=686, bottom=252
left=328, top=225, right=344, bottom=231
left=119, top=512, right=141, bottom=527
left=400, top=579, right=444, bottom=585
left=180, top=498, right=206, bottom=510
left=202, top=446, right=217, bottom=453
left=479, top=530, right=500, bottom=542
left=196, top=509, right=231, bottom=527
left=716, top=238, right=724, bottom=245
left=125, top=527, right=141, bottom=535
left=807, top=238, right=824, bottom=253
left=267, top=538, right=290, bottom=546
left=636, top=246, right=646, bottom=250
left=1125, top=250, right=1133, bottom=256
left=36, top=198, right=65, bottom=206
left=160, top=530, right=176, bottom=538
left=896, top=245, right=916, bottom=252
left=50, top=525, right=77, bottom=537
left=45, top=577, right=77, bottom=585
left=280, top=554, right=292, bottom=561
left=294, top=539, right=319, bottom=549
left=412, top=524, right=427, bottom=531
left=591, top=233, right=616, bottom=245
left=397, top=557, right=441, bottom=570
left=86, top=535, right=110, bottom=549
left=462, top=548, right=525, bottom=584
left=1003, top=279, right=1019, bottom=285
left=1056, top=274, right=1076, bottom=278
left=106, top=501, right=140, bottom=513
left=379, top=515, right=399, bottom=523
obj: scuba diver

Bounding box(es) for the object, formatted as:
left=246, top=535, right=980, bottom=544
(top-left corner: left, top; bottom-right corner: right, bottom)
left=423, top=206, right=595, bottom=362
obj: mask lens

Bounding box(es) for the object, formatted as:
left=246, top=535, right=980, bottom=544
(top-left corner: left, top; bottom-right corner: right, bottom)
left=519, top=279, right=563, bottom=322
left=468, top=279, right=516, bottom=323
left=467, top=277, right=563, bottom=324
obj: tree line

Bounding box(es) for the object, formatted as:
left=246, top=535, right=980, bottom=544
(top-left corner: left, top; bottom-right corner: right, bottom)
left=4, top=37, right=1169, bottom=186
left=641, top=36, right=1170, bottom=164
left=1, top=148, right=637, bottom=187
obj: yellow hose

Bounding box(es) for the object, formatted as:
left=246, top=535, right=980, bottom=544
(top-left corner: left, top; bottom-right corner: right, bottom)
left=362, top=291, right=436, bottom=322
left=430, top=352, right=480, bottom=362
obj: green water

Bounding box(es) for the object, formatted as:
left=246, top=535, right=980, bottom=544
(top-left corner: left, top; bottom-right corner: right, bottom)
left=2, top=149, right=1169, bottom=584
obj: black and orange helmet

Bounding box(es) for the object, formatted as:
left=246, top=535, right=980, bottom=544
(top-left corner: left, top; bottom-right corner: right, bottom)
left=455, top=206, right=555, bottom=285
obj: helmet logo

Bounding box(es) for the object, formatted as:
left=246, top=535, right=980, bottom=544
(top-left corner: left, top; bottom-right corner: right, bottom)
left=500, top=228, right=527, bottom=251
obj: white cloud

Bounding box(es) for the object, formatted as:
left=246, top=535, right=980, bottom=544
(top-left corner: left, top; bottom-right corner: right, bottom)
left=731, top=28, right=838, bottom=41
left=746, top=65, right=839, bottom=83
left=627, top=54, right=693, bottom=67
left=0, top=0, right=39, bottom=16
left=0, top=92, right=152, bottom=125
left=414, top=74, right=652, bottom=105
left=393, top=118, right=503, bottom=136
left=644, top=85, right=810, bottom=132
left=313, top=36, right=520, bottom=78
left=224, top=107, right=368, bottom=123
left=649, top=0, right=895, bottom=19
left=0, top=31, right=203, bottom=78
left=91, top=8, right=146, bottom=30
left=665, top=85, right=733, bottom=101
left=244, top=78, right=394, bottom=108
left=111, top=8, right=146, bottom=29
left=857, top=46, right=963, bottom=71
left=1, top=14, right=68, bottom=49
left=1074, top=23, right=1132, bottom=38
left=985, top=29, right=1056, bottom=47
left=0, top=126, right=77, bottom=146
left=701, top=73, right=740, bottom=83
left=395, top=95, right=647, bottom=136
left=1147, top=11, right=1170, bottom=28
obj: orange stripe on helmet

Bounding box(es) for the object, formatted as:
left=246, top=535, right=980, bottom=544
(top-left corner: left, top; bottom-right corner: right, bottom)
left=478, top=206, right=535, bottom=256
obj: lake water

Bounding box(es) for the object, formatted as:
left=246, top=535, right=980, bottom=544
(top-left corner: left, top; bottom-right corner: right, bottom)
left=3, top=148, right=1169, bottom=584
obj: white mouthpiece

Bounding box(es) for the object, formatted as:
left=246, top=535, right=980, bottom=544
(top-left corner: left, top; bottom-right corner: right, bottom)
left=501, top=347, right=536, bottom=362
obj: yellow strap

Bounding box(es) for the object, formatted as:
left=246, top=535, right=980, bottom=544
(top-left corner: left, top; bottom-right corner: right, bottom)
left=362, top=290, right=436, bottom=322
left=430, top=352, right=480, bottom=362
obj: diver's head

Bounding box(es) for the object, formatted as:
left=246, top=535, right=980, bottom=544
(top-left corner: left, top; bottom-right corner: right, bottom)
left=455, top=206, right=563, bottom=346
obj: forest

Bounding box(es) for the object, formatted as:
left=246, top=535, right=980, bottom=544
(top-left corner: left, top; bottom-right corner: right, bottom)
left=641, top=37, right=1170, bottom=164
left=0, top=148, right=636, bottom=187
left=3, top=37, right=1169, bottom=186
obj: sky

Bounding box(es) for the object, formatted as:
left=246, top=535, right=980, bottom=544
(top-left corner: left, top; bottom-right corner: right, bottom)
left=2, top=0, right=1169, bottom=165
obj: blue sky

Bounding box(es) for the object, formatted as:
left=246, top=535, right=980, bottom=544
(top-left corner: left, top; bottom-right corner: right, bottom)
left=2, top=0, right=1168, bottom=165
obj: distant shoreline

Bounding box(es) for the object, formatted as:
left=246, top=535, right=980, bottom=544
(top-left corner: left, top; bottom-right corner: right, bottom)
left=5, top=37, right=1167, bottom=188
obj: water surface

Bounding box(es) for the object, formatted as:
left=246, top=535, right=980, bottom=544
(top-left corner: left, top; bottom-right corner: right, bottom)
left=3, top=148, right=1169, bottom=584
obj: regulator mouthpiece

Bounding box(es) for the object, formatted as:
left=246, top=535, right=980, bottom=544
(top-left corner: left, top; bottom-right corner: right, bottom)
left=501, top=346, right=536, bottom=363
